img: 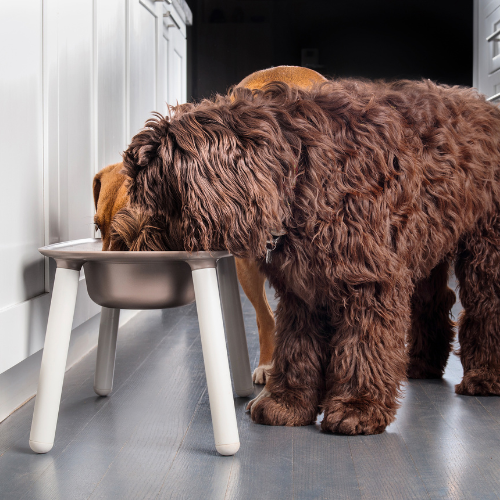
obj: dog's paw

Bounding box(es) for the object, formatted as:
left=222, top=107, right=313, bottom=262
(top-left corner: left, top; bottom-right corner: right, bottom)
left=252, top=363, right=272, bottom=385
left=247, top=388, right=316, bottom=426
left=246, top=386, right=271, bottom=412
left=321, top=399, right=394, bottom=435
left=407, top=359, right=444, bottom=379
left=455, top=369, right=500, bottom=396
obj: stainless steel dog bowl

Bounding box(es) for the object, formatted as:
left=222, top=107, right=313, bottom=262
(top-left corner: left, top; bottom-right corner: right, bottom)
left=38, top=239, right=231, bottom=309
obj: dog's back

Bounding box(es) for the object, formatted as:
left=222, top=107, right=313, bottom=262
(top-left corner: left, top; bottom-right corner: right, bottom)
left=237, top=66, right=326, bottom=91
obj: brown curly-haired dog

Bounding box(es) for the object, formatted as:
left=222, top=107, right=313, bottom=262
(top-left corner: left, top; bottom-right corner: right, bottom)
left=115, top=78, right=500, bottom=435
left=102, top=66, right=325, bottom=385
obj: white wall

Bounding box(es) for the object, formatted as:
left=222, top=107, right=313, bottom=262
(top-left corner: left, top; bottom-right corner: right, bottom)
left=0, top=0, right=190, bottom=419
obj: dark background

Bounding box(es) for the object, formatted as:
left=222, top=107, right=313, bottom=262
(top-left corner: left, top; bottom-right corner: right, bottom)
left=187, top=0, right=473, bottom=101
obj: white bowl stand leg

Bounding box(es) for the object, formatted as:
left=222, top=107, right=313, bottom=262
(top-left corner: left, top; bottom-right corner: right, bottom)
left=29, top=266, right=80, bottom=453
left=191, top=263, right=241, bottom=456
left=216, top=256, right=253, bottom=397
left=94, top=307, right=120, bottom=396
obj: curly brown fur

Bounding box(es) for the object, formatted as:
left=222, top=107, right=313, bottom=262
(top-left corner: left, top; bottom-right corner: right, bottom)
left=407, top=260, right=457, bottom=379
left=110, top=66, right=326, bottom=384
left=454, top=211, right=500, bottom=395
left=121, top=78, right=500, bottom=434
left=109, top=205, right=180, bottom=251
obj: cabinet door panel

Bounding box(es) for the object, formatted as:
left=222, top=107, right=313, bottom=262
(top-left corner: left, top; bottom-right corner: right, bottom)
left=477, top=0, right=500, bottom=99
left=129, top=0, right=158, bottom=137
left=0, top=1, right=45, bottom=310
left=96, top=0, right=127, bottom=168
left=167, top=26, right=187, bottom=106
left=56, top=0, right=93, bottom=244
left=161, top=35, right=170, bottom=115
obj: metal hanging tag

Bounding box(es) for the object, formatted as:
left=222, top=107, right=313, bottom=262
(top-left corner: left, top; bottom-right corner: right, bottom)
left=265, top=235, right=281, bottom=264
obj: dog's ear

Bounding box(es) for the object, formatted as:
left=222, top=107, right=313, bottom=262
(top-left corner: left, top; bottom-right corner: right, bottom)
left=93, top=163, right=124, bottom=211
left=93, top=173, right=102, bottom=211
left=168, top=102, right=295, bottom=257
left=122, top=114, right=179, bottom=218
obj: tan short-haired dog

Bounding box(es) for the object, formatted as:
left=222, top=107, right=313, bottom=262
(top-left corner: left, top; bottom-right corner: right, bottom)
left=93, top=66, right=326, bottom=383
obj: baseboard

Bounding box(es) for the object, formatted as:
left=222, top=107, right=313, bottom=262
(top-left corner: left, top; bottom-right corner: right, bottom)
left=0, top=309, right=139, bottom=423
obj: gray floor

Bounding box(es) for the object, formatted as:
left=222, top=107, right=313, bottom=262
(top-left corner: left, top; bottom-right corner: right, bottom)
left=1, top=281, right=500, bottom=500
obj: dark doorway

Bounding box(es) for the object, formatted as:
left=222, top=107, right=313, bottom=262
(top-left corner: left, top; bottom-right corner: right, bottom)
left=187, top=0, right=473, bottom=100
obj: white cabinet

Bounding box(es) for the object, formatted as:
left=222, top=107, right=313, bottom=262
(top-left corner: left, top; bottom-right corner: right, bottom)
left=96, top=0, right=128, bottom=170
left=0, top=0, right=191, bottom=377
left=128, top=0, right=188, bottom=133
left=474, top=0, right=500, bottom=100
left=0, top=0, right=47, bottom=376
left=165, top=9, right=188, bottom=107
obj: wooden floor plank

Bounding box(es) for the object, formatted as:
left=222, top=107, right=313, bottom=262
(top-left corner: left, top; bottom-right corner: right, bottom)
left=418, top=376, right=500, bottom=496
left=153, top=297, right=265, bottom=500
left=223, top=288, right=294, bottom=500
left=395, top=380, right=498, bottom=500
left=292, top=422, right=362, bottom=500
left=86, top=316, right=210, bottom=500
left=14, top=306, right=200, bottom=500
left=224, top=396, right=294, bottom=500
left=154, top=393, right=235, bottom=500
left=347, top=426, right=431, bottom=500
left=476, top=397, right=500, bottom=424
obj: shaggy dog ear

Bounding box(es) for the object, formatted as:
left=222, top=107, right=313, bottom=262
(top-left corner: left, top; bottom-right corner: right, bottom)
left=93, top=175, right=101, bottom=211
left=123, top=101, right=296, bottom=258
left=121, top=114, right=178, bottom=218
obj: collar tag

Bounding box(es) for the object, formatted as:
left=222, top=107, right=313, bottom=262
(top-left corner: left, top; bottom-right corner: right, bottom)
left=266, top=235, right=281, bottom=264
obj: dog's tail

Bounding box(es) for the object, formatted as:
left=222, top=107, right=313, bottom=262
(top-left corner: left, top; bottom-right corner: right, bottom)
left=109, top=206, right=174, bottom=251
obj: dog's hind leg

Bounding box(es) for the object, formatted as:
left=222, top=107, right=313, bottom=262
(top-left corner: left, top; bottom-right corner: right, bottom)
left=247, top=293, right=328, bottom=426
left=407, top=260, right=456, bottom=379
left=454, top=212, right=500, bottom=396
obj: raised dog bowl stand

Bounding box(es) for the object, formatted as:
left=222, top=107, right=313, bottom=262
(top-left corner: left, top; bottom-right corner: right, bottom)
left=29, top=239, right=253, bottom=456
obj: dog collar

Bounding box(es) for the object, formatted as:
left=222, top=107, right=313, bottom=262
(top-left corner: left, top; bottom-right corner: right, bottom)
left=265, top=163, right=297, bottom=263
left=266, top=234, right=282, bottom=264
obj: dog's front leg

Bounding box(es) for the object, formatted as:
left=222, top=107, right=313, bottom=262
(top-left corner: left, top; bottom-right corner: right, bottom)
left=321, top=276, right=411, bottom=435
left=234, top=257, right=275, bottom=384
left=247, top=293, right=328, bottom=426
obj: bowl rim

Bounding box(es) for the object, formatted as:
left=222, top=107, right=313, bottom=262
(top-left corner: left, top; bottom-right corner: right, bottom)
left=39, top=238, right=232, bottom=270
